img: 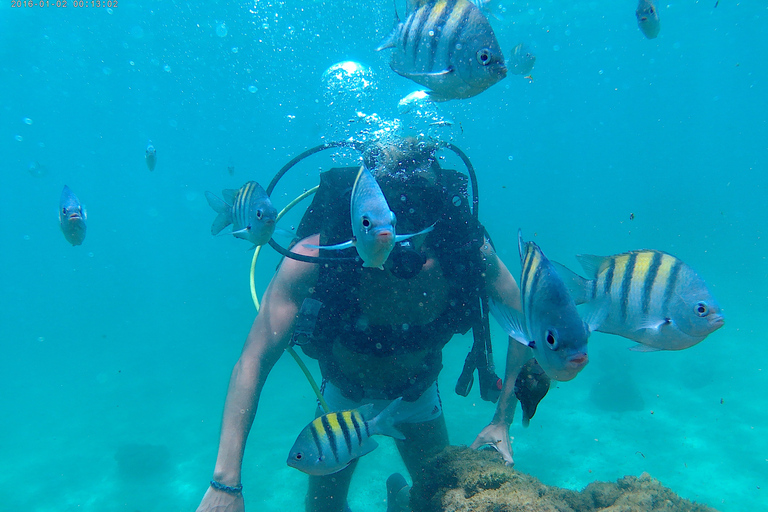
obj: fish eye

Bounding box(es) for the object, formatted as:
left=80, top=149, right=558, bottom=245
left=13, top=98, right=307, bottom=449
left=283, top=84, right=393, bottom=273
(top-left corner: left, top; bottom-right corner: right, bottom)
left=294, top=452, right=303, bottom=460
left=256, top=209, right=263, bottom=220
left=545, top=331, right=558, bottom=349
left=695, top=301, right=709, bottom=317
left=476, top=48, right=492, bottom=66
left=362, top=216, right=371, bottom=229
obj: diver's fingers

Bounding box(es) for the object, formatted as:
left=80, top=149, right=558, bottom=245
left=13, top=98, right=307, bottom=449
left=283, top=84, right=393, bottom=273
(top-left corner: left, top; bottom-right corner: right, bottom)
left=469, top=423, right=515, bottom=466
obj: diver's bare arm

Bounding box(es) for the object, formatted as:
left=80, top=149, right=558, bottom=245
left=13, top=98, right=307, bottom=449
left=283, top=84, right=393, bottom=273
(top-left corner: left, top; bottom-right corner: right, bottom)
left=481, top=245, right=525, bottom=424
left=469, top=244, right=526, bottom=463
left=210, top=236, right=320, bottom=488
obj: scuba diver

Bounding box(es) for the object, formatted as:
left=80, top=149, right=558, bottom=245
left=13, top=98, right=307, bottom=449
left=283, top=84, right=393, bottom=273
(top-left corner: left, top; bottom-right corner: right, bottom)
left=195, top=136, right=526, bottom=512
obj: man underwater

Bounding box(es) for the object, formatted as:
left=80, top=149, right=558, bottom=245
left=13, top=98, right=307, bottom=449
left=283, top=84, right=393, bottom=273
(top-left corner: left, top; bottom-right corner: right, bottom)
left=195, top=137, right=526, bottom=512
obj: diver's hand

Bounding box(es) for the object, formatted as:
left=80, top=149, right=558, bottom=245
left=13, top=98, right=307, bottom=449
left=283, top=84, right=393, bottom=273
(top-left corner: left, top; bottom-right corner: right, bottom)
left=195, top=486, right=244, bottom=512
left=470, top=422, right=514, bottom=466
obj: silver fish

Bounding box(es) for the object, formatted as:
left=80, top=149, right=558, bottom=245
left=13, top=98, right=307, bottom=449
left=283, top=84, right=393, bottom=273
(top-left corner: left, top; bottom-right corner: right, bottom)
left=287, top=400, right=404, bottom=476
left=59, top=185, right=87, bottom=246
left=636, top=0, right=660, bottom=39
left=508, top=43, right=536, bottom=76
left=554, top=250, right=724, bottom=352
left=308, top=166, right=433, bottom=269
left=376, top=0, right=507, bottom=101
left=205, top=181, right=277, bottom=247
left=145, top=141, right=156, bottom=171
left=490, top=231, right=606, bottom=381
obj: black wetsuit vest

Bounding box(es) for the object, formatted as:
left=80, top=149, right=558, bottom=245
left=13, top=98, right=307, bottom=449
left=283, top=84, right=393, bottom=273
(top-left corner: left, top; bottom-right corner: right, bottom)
left=293, top=166, right=487, bottom=402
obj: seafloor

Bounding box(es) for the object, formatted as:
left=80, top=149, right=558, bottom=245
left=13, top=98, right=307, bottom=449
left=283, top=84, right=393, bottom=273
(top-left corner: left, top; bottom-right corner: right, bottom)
left=410, top=446, right=719, bottom=512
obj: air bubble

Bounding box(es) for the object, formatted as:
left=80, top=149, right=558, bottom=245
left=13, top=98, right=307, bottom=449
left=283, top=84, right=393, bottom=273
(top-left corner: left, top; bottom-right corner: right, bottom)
left=23, top=117, right=33, bottom=125
left=216, top=22, right=228, bottom=38
left=248, top=85, right=258, bottom=93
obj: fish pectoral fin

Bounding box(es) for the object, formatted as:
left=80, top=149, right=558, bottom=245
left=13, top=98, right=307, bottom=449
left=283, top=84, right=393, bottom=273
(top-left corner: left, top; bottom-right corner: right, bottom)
left=489, top=298, right=532, bottom=347
left=358, top=438, right=379, bottom=458
left=273, top=227, right=295, bottom=240
left=636, top=316, right=672, bottom=333
left=407, top=67, right=454, bottom=77
left=303, top=239, right=355, bottom=251
left=629, top=344, right=662, bottom=353
left=394, top=223, right=435, bottom=242
left=581, top=296, right=611, bottom=333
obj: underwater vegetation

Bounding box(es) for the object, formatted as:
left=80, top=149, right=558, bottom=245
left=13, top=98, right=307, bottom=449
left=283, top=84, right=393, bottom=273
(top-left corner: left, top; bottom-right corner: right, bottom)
left=410, top=446, right=718, bottom=512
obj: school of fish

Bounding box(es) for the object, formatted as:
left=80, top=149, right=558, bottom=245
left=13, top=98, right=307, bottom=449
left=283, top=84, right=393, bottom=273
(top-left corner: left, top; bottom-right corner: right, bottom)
left=44, top=0, right=724, bottom=483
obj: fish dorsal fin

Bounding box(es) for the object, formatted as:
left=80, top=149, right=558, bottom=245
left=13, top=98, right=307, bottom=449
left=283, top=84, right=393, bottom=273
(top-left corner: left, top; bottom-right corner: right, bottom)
left=222, top=189, right=237, bottom=204
left=358, top=403, right=376, bottom=421
left=406, top=0, right=428, bottom=12
left=576, top=254, right=610, bottom=279
left=351, top=166, right=366, bottom=200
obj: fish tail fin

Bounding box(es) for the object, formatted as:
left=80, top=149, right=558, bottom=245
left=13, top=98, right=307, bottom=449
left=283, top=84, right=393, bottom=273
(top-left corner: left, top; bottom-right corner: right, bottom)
left=205, top=191, right=233, bottom=235
left=551, top=261, right=590, bottom=304
left=371, top=398, right=405, bottom=440
left=489, top=298, right=532, bottom=347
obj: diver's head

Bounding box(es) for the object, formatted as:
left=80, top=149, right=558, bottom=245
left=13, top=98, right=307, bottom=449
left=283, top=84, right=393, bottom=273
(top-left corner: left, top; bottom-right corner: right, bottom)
left=362, top=137, right=444, bottom=279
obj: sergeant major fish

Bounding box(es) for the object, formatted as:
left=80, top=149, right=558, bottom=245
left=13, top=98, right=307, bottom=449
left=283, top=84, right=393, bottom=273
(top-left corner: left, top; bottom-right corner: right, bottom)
left=376, top=0, right=507, bottom=101
left=508, top=43, right=536, bottom=76
left=287, top=399, right=404, bottom=476
left=145, top=141, right=157, bottom=171
left=59, top=185, right=87, bottom=246
left=490, top=230, right=607, bottom=381
left=308, top=165, right=433, bottom=269
left=636, top=0, right=660, bottom=39
left=205, top=181, right=277, bottom=248
left=553, top=250, right=724, bottom=351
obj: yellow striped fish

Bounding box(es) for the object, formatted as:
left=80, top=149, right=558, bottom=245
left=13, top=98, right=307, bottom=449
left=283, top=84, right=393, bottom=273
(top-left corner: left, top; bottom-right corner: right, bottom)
left=287, top=399, right=404, bottom=476
left=490, top=231, right=607, bottom=382
left=554, top=250, right=724, bottom=351
left=376, top=0, right=507, bottom=101
left=204, top=181, right=277, bottom=248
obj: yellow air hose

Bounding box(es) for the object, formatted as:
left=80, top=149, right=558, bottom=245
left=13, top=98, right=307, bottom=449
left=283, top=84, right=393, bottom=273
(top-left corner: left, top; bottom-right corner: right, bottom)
left=249, top=185, right=330, bottom=413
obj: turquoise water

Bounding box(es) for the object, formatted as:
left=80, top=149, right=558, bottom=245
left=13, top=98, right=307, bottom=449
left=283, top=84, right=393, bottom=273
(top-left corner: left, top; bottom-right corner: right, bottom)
left=1, top=1, right=766, bottom=511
